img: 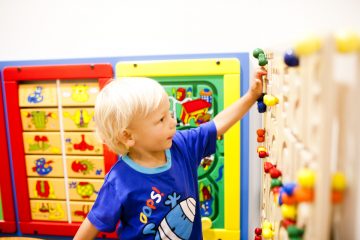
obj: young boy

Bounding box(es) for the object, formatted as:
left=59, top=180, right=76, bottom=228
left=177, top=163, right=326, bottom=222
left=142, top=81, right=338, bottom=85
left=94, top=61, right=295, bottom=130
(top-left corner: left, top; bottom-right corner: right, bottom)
left=74, top=72, right=263, bottom=240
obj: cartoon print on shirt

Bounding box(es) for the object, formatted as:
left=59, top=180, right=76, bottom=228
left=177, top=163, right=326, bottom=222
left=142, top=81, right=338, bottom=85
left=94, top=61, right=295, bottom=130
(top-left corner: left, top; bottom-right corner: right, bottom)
left=143, top=192, right=196, bottom=240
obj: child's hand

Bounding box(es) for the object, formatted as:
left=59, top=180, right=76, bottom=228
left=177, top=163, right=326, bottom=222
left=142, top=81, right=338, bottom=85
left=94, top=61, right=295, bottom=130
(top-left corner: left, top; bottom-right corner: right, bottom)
left=249, top=67, right=267, bottom=100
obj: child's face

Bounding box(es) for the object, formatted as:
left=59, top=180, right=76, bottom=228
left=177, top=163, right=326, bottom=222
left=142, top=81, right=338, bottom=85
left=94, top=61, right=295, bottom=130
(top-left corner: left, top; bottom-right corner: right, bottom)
left=128, top=91, right=177, bottom=153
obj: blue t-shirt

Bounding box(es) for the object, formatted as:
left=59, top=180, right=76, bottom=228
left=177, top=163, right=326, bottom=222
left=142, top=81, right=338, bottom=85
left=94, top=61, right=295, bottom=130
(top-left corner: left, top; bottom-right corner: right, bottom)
left=88, top=121, right=217, bottom=240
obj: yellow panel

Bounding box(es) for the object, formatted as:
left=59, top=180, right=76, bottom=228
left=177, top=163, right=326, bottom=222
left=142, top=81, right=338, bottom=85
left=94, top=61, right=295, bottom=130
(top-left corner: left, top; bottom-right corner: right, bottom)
left=66, top=156, right=105, bottom=178
left=203, top=229, right=240, bottom=239
left=23, top=132, right=62, bottom=154
left=30, top=200, right=67, bottom=221
left=116, top=59, right=240, bottom=77
left=25, top=155, right=64, bottom=177
left=21, top=108, right=59, bottom=131
left=70, top=201, right=94, bottom=222
left=115, top=58, right=241, bottom=236
left=223, top=74, right=241, bottom=230
left=68, top=179, right=104, bottom=201
left=28, top=178, right=66, bottom=200
left=19, top=83, right=58, bottom=107
left=64, top=132, right=103, bottom=155
left=62, top=108, right=95, bottom=131
left=60, top=81, right=99, bottom=106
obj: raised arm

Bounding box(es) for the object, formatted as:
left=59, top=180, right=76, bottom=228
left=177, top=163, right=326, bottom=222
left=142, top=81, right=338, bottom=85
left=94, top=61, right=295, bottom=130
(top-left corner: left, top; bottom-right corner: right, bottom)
left=74, top=217, right=100, bottom=240
left=213, top=68, right=265, bottom=137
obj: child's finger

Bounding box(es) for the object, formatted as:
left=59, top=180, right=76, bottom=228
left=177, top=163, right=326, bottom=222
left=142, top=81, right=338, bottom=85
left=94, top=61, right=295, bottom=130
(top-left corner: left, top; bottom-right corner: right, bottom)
left=255, top=67, right=267, bottom=79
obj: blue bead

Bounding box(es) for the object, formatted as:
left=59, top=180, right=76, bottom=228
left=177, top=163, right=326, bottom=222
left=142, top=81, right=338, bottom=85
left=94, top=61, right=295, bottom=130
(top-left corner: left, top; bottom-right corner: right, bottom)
left=284, top=49, right=299, bottom=67
left=258, top=101, right=267, bottom=113
left=283, top=182, right=297, bottom=196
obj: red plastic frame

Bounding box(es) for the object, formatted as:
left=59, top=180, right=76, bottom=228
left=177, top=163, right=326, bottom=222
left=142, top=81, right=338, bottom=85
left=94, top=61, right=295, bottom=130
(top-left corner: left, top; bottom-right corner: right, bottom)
left=0, top=75, right=17, bottom=233
left=3, top=64, right=117, bottom=238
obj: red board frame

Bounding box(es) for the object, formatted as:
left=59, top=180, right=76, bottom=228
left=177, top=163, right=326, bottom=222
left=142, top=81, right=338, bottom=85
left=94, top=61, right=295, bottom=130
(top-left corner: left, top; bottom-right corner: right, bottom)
left=3, top=64, right=117, bottom=238
left=0, top=75, right=17, bottom=233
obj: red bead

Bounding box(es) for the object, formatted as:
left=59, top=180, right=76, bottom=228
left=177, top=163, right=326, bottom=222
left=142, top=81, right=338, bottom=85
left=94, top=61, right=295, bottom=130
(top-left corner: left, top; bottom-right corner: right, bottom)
left=259, top=151, right=268, bottom=158
left=254, top=235, right=262, bottom=240
left=255, top=227, right=262, bottom=235
left=281, top=218, right=296, bottom=229
left=264, top=162, right=274, bottom=173
left=270, top=168, right=282, bottom=179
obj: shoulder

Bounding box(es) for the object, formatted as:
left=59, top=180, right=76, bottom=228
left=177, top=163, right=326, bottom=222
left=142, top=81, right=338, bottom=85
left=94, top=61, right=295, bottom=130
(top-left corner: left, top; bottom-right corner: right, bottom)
left=102, top=157, right=133, bottom=193
left=173, top=121, right=217, bottom=142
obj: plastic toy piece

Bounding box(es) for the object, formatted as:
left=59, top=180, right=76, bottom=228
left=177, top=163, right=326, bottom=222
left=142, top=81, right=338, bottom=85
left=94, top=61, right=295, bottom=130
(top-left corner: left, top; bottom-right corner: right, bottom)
left=254, top=227, right=262, bottom=240
left=281, top=192, right=297, bottom=205
left=281, top=204, right=297, bottom=220
left=334, top=31, right=360, bottom=53
left=284, top=49, right=299, bottom=67
left=271, top=178, right=283, bottom=189
left=294, top=187, right=314, bottom=202
left=282, top=182, right=297, bottom=196
left=263, top=94, right=279, bottom=107
left=261, top=221, right=274, bottom=239
left=257, top=96, right=267, bottom=113
left=332, top=172, right=346, bottom=191
left=255, top=227, right=262, bottom=235
left=294, top=35, right=322, bottom=56
left=331, top=172, right=346, bottom=204
left=287, top=225, right=305, bottom=238
left=253, top=48, right=268, bottom=66
left=269, top=168, right=282, bottom=179
left=257, top=146, right=269, bottom=158
left=257, top=129, right=266, bottom=142
left=297, top=169, right=316, bottom=188
left=264, top=162, right=274, bottom=173
left=281, top=218, right=296, bottom=229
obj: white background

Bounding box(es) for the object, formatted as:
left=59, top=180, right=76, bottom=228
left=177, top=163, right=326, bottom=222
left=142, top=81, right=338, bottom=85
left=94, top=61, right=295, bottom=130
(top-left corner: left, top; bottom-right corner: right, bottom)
left=1, top=0, right=360, bottom=239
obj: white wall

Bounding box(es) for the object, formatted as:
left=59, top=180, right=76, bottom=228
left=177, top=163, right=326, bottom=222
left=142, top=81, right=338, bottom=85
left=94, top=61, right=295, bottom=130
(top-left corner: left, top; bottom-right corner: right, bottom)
left=1, top=0, right=360, bottom=239
left=0, top=0, right=359, bottom=61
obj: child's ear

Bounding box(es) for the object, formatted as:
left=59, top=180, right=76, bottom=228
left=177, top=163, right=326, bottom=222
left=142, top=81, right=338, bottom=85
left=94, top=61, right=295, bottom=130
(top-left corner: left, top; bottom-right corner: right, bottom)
left=120, top=129, right=135, bottom=148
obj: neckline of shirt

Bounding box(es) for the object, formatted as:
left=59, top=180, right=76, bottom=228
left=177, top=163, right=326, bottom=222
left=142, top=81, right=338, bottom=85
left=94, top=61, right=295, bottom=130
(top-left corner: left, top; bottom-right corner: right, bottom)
left=121, top=149, right=172, bottom=174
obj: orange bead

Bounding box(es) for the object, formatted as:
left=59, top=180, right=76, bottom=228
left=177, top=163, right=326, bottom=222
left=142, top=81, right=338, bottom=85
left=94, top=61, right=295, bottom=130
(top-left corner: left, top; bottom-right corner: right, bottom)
left=294, top=187, right=314, bottom=202
left=282, top=193, right=298, bottom=205
left=257, top=129, right=266, bottom=136
left=332, top=190, right=344, bottom=204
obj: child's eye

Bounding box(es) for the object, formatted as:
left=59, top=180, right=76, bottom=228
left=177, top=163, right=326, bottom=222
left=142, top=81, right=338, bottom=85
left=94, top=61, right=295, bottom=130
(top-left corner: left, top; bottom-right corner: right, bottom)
left=160, top=117, right=164, bottom=122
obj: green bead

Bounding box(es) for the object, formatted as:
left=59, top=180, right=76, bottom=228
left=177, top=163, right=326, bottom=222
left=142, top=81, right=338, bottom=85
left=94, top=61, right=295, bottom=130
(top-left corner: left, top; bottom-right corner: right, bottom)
left=271, top=178, right=282, bottom=189
left=287, top=226, right=305, bottom=238
left=253, top=48, right=264, bottom=58
left=258, top=53, right=268, bottom=66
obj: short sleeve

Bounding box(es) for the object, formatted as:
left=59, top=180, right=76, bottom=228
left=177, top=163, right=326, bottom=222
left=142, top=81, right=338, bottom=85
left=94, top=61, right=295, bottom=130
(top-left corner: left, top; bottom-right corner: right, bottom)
left=175, top=120, right=217, bottom=166
left=87, top=181, right=122, bottom=232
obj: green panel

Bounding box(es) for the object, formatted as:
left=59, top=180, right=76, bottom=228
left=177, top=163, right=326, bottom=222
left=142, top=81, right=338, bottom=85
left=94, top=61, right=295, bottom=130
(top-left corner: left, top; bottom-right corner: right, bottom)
left=154, top=76, right=225, bottom=228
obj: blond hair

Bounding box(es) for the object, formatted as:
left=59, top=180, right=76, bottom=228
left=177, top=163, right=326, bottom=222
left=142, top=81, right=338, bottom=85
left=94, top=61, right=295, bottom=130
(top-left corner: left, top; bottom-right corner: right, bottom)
left=94, top=77, right=164, bottom=155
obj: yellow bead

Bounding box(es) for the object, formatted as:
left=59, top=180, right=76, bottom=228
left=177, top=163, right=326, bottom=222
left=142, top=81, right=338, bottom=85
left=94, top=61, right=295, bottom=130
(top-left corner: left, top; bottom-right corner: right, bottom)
left=335, top=31, right=360, bottom=53
left=294, top=35, right=322, bottom=56
left=262, top=228, right=274, bottom=239
left=297, top=169, right=316, bottom=188
left=262, top=220, right=272, bottom=229
left=281, top=204, right=297, bottom=220
left=332, top=172, right=346, bottom=191
left=263, top=95, right=279, bottom=106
